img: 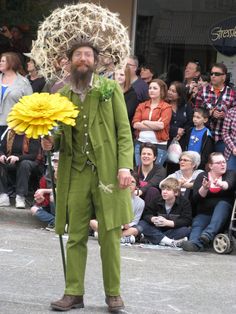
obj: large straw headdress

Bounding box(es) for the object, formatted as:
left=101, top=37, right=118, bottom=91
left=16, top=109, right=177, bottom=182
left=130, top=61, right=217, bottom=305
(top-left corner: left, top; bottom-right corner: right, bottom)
left=30, top=2, right=130, bottom=79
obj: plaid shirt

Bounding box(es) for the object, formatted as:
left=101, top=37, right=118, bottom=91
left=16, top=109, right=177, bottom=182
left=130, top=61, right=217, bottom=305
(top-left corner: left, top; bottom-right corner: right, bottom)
left=195, top=84, right=236, bottom=142
left=222, top=107, right=236, bottom=160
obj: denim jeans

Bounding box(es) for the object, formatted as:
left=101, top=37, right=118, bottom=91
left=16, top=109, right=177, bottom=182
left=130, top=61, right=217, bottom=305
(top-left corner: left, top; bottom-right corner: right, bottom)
left=134, top=141, right=167, bottom=166
left=189, top=200, right=232, bottom=248
left=227, top=154, right=236, bottom=171
left=35, top=204, right=55, bottom=226
left=138, top=220, right=190, bottom=244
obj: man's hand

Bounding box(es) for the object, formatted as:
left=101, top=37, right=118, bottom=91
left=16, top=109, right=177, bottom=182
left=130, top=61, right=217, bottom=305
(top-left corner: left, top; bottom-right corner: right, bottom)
left=41, top=136, right=54, bottom=151
left=117, top=170, right=132, bottom=189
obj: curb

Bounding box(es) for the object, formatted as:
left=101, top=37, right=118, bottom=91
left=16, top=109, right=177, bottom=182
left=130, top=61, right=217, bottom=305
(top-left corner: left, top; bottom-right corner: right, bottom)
left=0, top=206, right=46, bottom=228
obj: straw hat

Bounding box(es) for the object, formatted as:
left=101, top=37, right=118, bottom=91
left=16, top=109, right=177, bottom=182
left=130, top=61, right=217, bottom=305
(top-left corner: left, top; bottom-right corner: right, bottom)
left=30, top=2, right=130, bottom=80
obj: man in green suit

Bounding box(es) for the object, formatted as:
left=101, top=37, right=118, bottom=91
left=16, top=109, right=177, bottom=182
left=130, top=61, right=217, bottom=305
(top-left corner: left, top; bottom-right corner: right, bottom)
left=42, top=43, right=134, bottom=312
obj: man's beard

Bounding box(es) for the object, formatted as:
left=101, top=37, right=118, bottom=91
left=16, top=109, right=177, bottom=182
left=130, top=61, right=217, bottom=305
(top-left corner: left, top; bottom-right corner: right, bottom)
left=70, top=64, right=94, bottom=90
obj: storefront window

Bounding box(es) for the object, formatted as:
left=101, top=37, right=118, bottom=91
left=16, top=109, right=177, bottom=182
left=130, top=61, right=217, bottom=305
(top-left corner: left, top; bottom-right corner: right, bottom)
left=136, top=0, right=236, bottom=84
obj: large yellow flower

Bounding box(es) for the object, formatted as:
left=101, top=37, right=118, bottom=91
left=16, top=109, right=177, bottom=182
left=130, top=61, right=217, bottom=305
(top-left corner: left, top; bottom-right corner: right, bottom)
left=7, top=93, right=79, bottom=139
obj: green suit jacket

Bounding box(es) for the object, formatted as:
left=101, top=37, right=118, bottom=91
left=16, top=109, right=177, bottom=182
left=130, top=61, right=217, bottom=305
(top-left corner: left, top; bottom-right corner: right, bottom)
left=54, top=75, right=134, bottom=234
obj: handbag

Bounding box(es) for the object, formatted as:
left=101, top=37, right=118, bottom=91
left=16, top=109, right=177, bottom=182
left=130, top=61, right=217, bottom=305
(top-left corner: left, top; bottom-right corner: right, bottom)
left=167, top=138, right=182, bottom=163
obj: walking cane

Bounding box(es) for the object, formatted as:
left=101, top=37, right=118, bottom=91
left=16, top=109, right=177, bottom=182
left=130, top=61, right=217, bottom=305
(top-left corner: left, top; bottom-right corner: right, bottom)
left=46, top=151, right=66, bottom=281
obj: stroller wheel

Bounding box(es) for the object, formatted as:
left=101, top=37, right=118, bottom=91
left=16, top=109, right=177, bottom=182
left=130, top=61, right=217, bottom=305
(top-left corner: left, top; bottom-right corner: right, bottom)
left=213, top=233, right=233, bottom=254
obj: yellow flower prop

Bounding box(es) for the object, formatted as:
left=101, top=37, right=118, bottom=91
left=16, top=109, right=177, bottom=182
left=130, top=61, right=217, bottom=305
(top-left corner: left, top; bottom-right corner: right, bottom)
left=7, top=93, right=79, bottom=139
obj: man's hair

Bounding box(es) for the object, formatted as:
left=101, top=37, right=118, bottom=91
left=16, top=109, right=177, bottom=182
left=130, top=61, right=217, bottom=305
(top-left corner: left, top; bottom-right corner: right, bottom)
left=160, top=178, right=180, bottom=194
left=194, top=107, right=209, bottom=119
left=211, top=62, right=227, bottom=74
left=128, top=55, right=139, bottom=67
left=186, top=60, right=201, bottom=73
left=67, top=42, right=99, bottom=62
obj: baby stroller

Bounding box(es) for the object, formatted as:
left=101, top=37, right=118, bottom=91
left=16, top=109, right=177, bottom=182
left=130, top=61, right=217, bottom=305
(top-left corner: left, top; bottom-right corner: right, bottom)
left=213, top=197, right=236, bottom=254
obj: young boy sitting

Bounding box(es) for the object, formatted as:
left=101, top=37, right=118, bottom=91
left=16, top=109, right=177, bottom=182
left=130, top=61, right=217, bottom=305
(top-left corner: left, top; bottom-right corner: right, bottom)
left=137, top=178, right=192, bottom=247
left=183, top=107, right=214, bottom=170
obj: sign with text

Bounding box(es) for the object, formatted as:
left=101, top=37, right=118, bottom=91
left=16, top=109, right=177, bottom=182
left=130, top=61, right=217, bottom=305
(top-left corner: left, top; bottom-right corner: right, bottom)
left=209, top=16, right=236, bottom=57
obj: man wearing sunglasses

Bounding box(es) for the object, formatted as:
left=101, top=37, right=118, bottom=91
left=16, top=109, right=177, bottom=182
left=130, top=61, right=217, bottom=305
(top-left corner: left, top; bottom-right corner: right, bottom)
left=195, top=63, right=236, bottom=153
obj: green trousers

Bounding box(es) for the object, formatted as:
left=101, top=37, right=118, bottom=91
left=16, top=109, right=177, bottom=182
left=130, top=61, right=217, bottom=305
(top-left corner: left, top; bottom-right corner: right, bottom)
left=64, top=164, right=121, bottom=296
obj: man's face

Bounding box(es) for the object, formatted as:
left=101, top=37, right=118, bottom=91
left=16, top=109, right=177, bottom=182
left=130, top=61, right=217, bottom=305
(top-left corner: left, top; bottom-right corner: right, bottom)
left=127, top=57, right=137, bottom=77
left=140, top=67, right=153, bottom=83
left=71, top=46, right=95, bottom=73
left=210, top=66, right=226, bottom=88
left=184, top=62, right=199, bottom=81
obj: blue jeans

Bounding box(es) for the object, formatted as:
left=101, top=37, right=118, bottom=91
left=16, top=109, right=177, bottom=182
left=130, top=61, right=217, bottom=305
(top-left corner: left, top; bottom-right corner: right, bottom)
left=35, top=204, right=55, bottom=226
left=138, top=220, right=190, bottom=244
left=134, top=141, right=167, bottom=166
left=189, top=200, right=232, bottom=248
left=227, top=154, right=236, bottom=171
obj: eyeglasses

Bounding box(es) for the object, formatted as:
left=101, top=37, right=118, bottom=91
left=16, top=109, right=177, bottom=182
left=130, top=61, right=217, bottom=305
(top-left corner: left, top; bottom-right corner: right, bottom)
left=127, top=63, right=136, bottom=67
left=179, top=158, right=192, bottom=162
left=212, top=160, right=226, bottom=165
left=210, top=72, right=225, bottom=76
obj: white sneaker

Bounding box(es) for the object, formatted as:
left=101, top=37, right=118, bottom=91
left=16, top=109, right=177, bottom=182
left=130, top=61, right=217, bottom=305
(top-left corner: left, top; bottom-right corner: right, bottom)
left=0, top=193, right=10, bottom=207
left=120, top=235, right=136, bottom=244
left=16, top=195, right=26, bottom=209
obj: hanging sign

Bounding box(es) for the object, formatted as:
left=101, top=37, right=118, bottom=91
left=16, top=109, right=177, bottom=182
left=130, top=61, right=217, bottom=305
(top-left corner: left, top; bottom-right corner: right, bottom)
left=209, top=16, right=236, bottom=57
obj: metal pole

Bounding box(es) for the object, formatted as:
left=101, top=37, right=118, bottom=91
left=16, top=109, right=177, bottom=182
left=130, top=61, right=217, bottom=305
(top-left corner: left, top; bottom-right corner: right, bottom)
left=46, top=151, right=66, bottom=281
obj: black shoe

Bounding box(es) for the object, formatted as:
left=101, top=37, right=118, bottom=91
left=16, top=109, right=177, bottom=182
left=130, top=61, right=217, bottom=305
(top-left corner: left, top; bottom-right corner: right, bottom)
left=199, top=234, right=211, bottom=246
left=181, top=241, right=200, bottom=252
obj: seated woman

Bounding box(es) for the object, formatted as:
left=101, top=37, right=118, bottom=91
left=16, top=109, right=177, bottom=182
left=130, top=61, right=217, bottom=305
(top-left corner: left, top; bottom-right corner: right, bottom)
left=134, top=142, right=165, bottom=205
left=182, top=152, right=236, bottom=252
left=137, top=178, right=192, bottom=247
left=160, top=151, right=203, bottom=201
left=0, top=129, right=44, bottom=208
left=132, top=79, right=172, bottom=166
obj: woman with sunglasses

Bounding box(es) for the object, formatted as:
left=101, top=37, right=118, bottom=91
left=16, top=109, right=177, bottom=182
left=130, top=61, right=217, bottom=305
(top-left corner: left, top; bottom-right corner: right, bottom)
left=182, top=152, right=236, bottom=252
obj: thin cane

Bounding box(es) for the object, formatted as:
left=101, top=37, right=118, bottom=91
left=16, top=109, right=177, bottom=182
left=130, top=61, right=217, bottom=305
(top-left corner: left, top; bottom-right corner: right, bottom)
left=46, top=150, right=66, bottom=281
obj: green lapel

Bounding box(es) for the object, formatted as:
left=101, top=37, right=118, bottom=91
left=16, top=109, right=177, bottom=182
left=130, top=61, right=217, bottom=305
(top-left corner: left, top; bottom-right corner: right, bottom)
left=88, top=75, right=101, bottom=129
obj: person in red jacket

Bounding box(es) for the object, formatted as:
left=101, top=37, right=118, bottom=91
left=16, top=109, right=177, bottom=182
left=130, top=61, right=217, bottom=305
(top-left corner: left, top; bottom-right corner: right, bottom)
left=133, top=79, right=172, bottom=166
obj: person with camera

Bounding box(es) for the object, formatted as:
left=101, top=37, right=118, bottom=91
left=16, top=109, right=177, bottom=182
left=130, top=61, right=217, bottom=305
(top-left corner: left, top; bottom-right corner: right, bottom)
left=195, top=63, right=236, bottom=153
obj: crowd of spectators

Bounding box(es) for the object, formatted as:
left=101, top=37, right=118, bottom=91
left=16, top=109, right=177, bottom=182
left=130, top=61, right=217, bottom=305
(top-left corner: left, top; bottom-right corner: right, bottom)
left=0, top=43, right=236, bottom=252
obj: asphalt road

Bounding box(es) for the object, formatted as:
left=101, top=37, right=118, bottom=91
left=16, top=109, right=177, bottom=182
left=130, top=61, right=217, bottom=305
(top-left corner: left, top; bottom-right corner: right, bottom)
left=0, top=208, right=236, bottom=314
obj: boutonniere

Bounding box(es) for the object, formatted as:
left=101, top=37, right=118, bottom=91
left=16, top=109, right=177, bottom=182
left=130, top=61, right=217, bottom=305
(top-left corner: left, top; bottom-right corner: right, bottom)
left=94, top=78, right=116, bottom=102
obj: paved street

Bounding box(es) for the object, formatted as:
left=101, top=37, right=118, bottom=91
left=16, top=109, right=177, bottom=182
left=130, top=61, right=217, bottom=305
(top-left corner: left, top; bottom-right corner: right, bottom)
left=0, top=207, right=236, bottom=314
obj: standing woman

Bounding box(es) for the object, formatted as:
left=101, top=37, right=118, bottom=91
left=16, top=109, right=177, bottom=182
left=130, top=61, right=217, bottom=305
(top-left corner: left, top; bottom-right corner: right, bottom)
left=0, top=52, right=32, bottom=138
left=132, top=79, right=172, bottom=166
left=114, top=66, right=139, bottom=130
left=167, top=81, right=193, bottom=174
left=168, top=81, right=193, bottom=146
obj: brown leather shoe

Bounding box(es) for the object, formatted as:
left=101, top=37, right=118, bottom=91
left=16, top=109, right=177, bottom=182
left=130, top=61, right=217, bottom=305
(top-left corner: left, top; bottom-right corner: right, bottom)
left=105, top=295, right=124, bottom=312
left=51, top=294, right=84, bottom=311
